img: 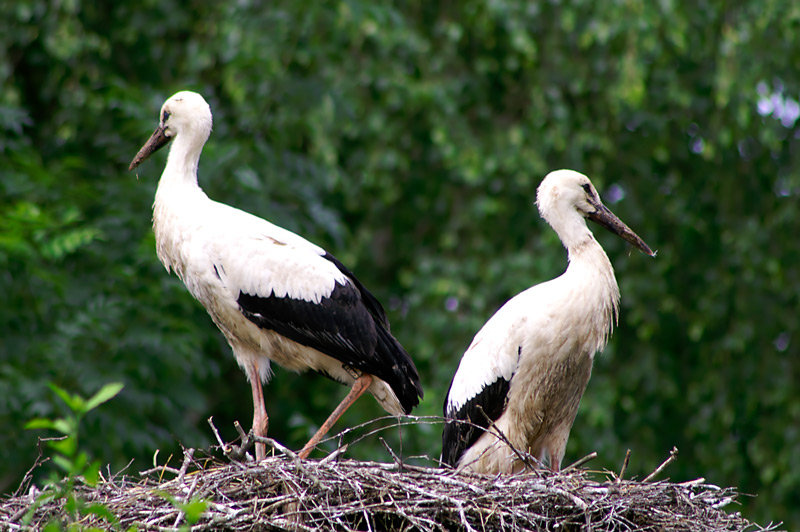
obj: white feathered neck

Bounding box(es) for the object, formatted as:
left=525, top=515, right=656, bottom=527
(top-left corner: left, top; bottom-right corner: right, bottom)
left=159, top=91, right=213, bottom=188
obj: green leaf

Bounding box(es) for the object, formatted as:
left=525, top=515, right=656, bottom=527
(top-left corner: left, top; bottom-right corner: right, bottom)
left=181, top=498, right=209, bottom=524
left=51, top=418, right=76, bottom=436
left=48, top=383, right=85, bottom=414
left=84, top=382, right=124, bottom=412
left=80, top=502, right=118, bottom=524
left=25, top=418, right=59, bottom=431
left=75, top=451, right=90, bottom=472
left=52, top=454, right=75, bottom=474
left=42, top=521, right=64, bottom=532
left=82, top=460, right=101, bottom=487
left=64, top=492, right=78, bottom=514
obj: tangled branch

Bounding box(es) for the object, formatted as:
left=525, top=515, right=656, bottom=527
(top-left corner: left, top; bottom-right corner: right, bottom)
left=1, top=417, right=781, bottom=532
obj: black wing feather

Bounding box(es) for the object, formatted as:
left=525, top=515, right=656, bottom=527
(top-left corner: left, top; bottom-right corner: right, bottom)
left=441, top=375, right=511, bottom=468
left=322, top=252, right=390, bottom=329
left=237, top=265, right=422, bottom=413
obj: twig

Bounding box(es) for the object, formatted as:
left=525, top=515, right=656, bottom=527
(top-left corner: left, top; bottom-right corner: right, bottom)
left=207, top=417, right=226, bottom=448
left=109, top=458, right=135, bottom=482
left=172, top=472, right=201, bottom=528
left=457, top=407, right=538, bottom=472
left=13, top=437, right=53, bottom=497
left=644, top=446, right=679, bottom=482
left=617, top=449, right=631, bottom=481
left=252, top=435, right=299, bottom=461
left=679, top=478, right=707, bottom=486
left=139, top=465, right=182, bottom=476
left=458, top=502, right=479, bottom=532
left=547, top=485, right=588, bottom=512
left=379, top=437, right=404, bottom=471
left=563, top=452, right=598, bottom=472
left=207, top=417, right=255, bottom=463
left=227, top=420, right=253, bottom=461
left=177, top=448, right=195, bottom=484
left=208, top=416, right=243, bottom=461
left=233, top=420, right=248, bottom=441
left=251, top=434, right=329, bottom=489
left=318, top=444, right=349, bottom=466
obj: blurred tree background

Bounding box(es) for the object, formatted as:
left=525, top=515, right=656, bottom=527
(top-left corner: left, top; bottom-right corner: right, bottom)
left=1, top=0, right=798, bottom=527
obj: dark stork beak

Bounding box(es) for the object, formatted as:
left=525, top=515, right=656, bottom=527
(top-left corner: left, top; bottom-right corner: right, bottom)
left=587, top=197, right=655, bottom=257
left=129, top=124, right=171, bottom=171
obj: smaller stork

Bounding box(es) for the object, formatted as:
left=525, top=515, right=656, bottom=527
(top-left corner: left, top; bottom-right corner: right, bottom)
left=129, top=91, right=423, bottom=460
left=442, top=169, right=654, bottom=474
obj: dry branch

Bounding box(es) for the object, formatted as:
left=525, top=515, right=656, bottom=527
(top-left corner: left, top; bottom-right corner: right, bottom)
left=0, top=419, right=781, bottom=532
left=1, top=457, right=777, bottom=531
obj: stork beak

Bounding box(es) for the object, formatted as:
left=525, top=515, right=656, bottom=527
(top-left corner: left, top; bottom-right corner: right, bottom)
left=587, top=201, right=655, bottom=257
left=129, top=124, right=171, bottom=171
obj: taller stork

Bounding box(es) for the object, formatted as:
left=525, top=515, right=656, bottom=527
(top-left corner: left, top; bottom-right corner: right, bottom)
left=442, top=169, right=653, bottom=474
left=129, top=91, right=423, bottom=459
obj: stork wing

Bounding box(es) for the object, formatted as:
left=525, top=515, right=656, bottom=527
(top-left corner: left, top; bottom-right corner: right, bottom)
left=441, top=306, right=521, bottom=467
left=442, top=373, right=511, bottom=468
left=238, top=279, right=379, bottom=372
left=213, top=212, right=421, bottom=411
left=236, top=263, right=422, bottom=412
left=321, top=252, right=391, bottom=330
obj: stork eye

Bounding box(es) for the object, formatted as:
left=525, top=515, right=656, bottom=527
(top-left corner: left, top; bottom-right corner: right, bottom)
left=162, top=110, right=171, bottom=122
left=582, top=183, right=592, bottom=194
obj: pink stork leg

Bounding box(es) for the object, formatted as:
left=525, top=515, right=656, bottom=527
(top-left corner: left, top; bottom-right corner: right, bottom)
left=298, top=373, right=374, bottom=459
left=246, top=361, right=269, bottom=460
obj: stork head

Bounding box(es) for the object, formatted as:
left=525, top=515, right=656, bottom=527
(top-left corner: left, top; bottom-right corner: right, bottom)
left=537, top=169, right=654, bottom=256
left=129, top=91, right=213, bottom=171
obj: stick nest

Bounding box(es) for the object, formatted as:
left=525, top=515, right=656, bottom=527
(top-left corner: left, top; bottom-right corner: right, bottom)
left=1, top=444, right=778, bottom=532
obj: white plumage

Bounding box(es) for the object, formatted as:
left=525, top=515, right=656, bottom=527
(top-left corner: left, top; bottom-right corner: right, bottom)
left=130, top=91, right=422, bottom=459
left=442, top=169, right=653, bottom=474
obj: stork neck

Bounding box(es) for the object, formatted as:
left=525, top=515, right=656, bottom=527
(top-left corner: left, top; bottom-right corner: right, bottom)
left=563, top=226, right=619, bottom=341
left=559, top=218, right=616, bottom=286
left=566, top=234, right=612, bottom=271
left=161, top=131, right=206, bottom=187
left=563, top=226, right=618, bottom=312
left=547, top=211, right=597, bottom=258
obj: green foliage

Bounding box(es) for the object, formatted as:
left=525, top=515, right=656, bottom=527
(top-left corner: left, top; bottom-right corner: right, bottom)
left=157, top=492, right=209, bottom=531
left=1, top=0, right=798, bottom=528
left=24, top=383, right=124, bottom=530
